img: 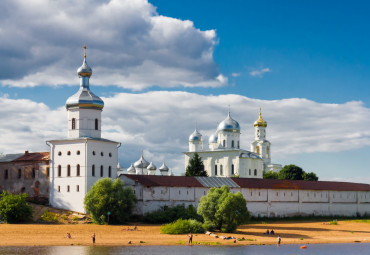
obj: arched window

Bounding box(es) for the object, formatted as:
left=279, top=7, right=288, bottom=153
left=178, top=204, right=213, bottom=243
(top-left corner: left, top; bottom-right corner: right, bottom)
left=67, top=165, right=71, bottom=177
left=95, top=118, right=99, bottom=130
left=266, top=146, right=270, bottom=158
left=108, top=166, right=111, bottom=177
left=256, top=146, right=260, bottom=154
left=32, top=168, right=35, bottom=178
left=100, top=165, right=103, bottom=177
left=58, top=165, right=61, bottom=177
left=92, top=165, right=95, bottom=177
left=215, top=165, right=218, bottom=175
left=223, top=140, right=225, bottom=147
left=58, top=151, right=62, bottom=156
left=231, top=140, right=234, bottom=148
left=220, top=165, right=223, bottom=176
left=254, top=169, right=257, bottom=176
left=77, top=150, right=80, bottom=155
left=46, top=167, right=49, bottom=177
left=72, top=118, right=76, bottom=130
left=18, top=169, right=22, bottom=179
left=4, top=169, right=8, bottom=180
left=76, top=164, right=80, bottom=176
left=237, top=141, right=240, bottom=148
left=249, top=169, right=251, bottom=175
left=231, top=164, right=234, bottom=175
left=67, top=151, right=71, bottom=156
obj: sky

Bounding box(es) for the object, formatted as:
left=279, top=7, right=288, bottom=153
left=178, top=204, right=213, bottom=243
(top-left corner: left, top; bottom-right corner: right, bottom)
left=0, top=0, right=370, bottom=183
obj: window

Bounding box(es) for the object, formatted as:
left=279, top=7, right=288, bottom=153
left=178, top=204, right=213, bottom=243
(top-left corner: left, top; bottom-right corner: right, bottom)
left=72, top=118, right=76, bottom=130
left=92, top=165, right=95, bottom=177
left=237, top=141, right=240, bottom=148
left=223, top=140, right=225, bottom=147
left=67, top=185, right=70, bottom=192
left=58, top=186, right=60, bottom=192
left=46, top=167, right=49, bottom=177
left=231, top=164, right=234, bottom=175
left=67, top=151, right=71, bottom=155
left=95, top=118, right=98, bottom=130
left=58, top=151, right=62, bottom=156
left=67, top=165, right=71, bottom=177
left=101, top=152, right=104, bottom=156
left=92, top=151, right=96, bottom=156
left=76, top=164, right=80, bottom=176
left=21, top=187, right=26, bottom=193
left=18, top=169, right=22, bottom=179
left=108, top=166, right=111, bottom=177
left=76, top=185, right=79, bottom=192
left=77, top=150, right=80, bottom=155
left=100, top=165, right=103, bottom=177
left=231, top=140, right=234, bottom=148
left=109, top=153, right=112, bottom=157
left=32, top=168, right=36, bottom=178
left=249, top=169, right=251, bottom=175
left=220, top=165, right=223, bottom=176
left=4, top=169, right=8, bottom=180
left=256, top=147, right=260, bottom=154
left=215, top=165, right=218, bottom=175
left=58, top=165, right=61, bottom=177
left=254, top=169, right=257, bottom=176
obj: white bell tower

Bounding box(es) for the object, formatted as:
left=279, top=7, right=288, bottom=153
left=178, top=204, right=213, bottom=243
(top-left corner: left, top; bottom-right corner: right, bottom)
left=251, top=109, right=271, bottom=167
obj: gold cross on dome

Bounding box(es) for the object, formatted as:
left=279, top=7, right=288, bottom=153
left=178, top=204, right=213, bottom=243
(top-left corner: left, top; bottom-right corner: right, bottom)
left=83, top=44, right=88, bottom=58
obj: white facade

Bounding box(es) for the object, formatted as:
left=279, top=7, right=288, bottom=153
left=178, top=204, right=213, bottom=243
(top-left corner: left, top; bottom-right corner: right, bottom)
left=47, top=49, right=119, bottom=213
left=185, top=111, right=281, bottom=177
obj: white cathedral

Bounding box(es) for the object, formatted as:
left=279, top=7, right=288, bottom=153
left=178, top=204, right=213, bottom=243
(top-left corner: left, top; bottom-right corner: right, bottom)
left=184, top=111, right=282, bottom=178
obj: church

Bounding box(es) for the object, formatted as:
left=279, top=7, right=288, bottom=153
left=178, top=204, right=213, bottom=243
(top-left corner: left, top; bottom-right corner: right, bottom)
left=184, top=111, right=282, bottom=178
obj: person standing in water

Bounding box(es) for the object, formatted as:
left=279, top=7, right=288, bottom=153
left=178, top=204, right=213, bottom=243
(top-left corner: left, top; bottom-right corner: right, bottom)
left=277, top=235, right=281, bottom=246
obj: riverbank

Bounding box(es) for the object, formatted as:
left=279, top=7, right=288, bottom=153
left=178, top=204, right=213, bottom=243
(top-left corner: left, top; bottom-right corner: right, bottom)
left=0, top=220, right=369, bottom=246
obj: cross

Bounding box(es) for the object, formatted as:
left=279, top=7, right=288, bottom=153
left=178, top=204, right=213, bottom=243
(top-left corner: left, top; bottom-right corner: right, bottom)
left=83, top=45, right=88, bottom=58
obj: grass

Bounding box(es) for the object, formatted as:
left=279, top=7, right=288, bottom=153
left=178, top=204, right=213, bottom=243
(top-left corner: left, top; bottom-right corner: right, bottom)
left=329, top=220, right=338, bottom=225
left=40, top=209, right=59, bottom=223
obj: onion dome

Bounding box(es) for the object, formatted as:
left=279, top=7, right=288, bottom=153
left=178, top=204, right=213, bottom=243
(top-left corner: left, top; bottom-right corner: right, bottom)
left=127, top=163, right=136, bottom=174
left=208, top=132, right=218, bottom=144
left=159, top=162, right=169, bottom=172
left=189, top=128, right=202, bottom=142
left=217, top=112, right=240, bottom=132
left=147, top=162, right=157, bottom=171
left=254, top=110, right=267, bottom=127
left=134, top=153, right=149, bottom=169
left=66, top=45, right=104, bottom=110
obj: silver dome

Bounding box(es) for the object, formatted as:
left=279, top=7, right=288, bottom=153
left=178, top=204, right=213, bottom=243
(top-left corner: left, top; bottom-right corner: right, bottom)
left=217, top=112, right=240, bottom=132
left=134, top=154, right=149, bottom=169
left=127, top=163, right=136, bottom=174
left=208, top=132, right=218, bottom=144
left=189, top=128, right=202, bottom=142
left=159, top=162, right=169, bottom=172
left=147, top=162, right=157, bottom=170
left=77, top=58, right=92, bottom=77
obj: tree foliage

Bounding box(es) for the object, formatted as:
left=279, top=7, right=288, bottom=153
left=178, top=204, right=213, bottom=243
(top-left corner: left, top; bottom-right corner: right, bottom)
left=84, top=178, right=136, bottom=224
left=263, top=164, right=319, bottom=181
left=0, top=191, right=33, bottom=223
left=197, top=185, right=250, bottom=233
left=185, top=152, right=208, bottom=177
left=160, top=219, right=204, bottom=234
left=143, top=204, right=202, bottom=224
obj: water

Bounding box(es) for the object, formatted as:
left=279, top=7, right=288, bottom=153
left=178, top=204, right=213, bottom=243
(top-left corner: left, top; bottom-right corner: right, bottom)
left=0, top=243, right=368, bottom=255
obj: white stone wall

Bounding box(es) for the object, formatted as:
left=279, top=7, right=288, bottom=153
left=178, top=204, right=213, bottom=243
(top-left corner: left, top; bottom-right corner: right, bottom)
left=68, top=109, right=102, bottom=139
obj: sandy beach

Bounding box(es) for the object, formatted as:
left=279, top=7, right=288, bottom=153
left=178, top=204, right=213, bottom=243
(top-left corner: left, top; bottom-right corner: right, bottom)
left=0, top=220, right=369, bottom=246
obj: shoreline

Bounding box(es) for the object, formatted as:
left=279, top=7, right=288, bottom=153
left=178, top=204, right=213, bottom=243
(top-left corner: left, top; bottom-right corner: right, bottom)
left=0, top=220, right=369, bottom=247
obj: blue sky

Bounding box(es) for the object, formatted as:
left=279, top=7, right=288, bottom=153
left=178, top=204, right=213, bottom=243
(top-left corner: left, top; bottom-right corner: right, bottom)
left=0, top=0, right=370, bottom=183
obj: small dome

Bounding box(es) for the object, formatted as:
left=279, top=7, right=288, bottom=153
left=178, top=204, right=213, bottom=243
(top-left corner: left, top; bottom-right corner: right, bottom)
left=189, top=129, right=202, bottom=142
left=254, top=111, right=267, bottom=127
left=217, top=112, right=240, bottom=132
left=77, top=58, right=92, bottom=77
left=147, top=162, right=157, bottom=170
left=208, top=132, right=218, bottom=144
left=134, top=154, right=149, bottom=169
left=159, top=162, right=169, bottom=172
left=127, top=163, right=136, bottom=174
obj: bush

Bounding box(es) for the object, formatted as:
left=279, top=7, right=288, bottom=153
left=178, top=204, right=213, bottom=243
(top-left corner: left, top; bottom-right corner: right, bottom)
left=40, top=209, right=58, bottom=222
left=143, top=204, right=203, bottom=224
left=0, top=191, right=33, bottom=223
left=160, top=219, right=204, bottom=234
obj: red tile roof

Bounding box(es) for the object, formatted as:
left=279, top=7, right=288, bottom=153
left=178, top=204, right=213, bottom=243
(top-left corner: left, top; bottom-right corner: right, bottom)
left=13, top=152, right=49, bottom=162
left=123, top=175, right=203, bottom=187
left=123, top=175, right=370, bottom=191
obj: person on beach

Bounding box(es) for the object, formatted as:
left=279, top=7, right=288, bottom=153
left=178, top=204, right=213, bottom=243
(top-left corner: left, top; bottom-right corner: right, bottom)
left=188, top=233, right=193, bottom=245
left=277, top=235, right=281, bottom=246
left=92, top=233, right=96, bottom=245
left=65, top=232, right=71, bottom=239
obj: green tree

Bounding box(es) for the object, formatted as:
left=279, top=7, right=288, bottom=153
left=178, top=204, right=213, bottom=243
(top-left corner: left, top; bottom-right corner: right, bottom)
left=185, top=152, right=208, bottom=176
left=303, top=172, right=319, bottom=181
left=84, top=178, right=136, bottom=224
left=0, top=191, right=33, bottom=223
left=197, top=185, right=249, bottom=233
left=263, top=170, right=279, bottom=179
left=278, top=164, right=305, bottom=180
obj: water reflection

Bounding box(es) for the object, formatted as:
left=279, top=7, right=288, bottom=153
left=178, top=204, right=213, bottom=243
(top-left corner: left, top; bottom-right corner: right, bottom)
left=0, top=243, right=368, bottom=255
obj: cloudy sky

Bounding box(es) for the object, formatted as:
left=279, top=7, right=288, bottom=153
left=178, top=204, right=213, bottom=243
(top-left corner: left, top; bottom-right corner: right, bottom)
left=1, top=0, right=370, bottom=183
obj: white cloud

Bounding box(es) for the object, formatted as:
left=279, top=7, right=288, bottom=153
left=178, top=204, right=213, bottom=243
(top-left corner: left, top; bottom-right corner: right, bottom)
left=231, top=72, right=240, bottom=77
left=1, top=92, right=370, bottom=178
left=249, top=67, right=271, bottom=77
left=0, top=0, right=225, bottom=89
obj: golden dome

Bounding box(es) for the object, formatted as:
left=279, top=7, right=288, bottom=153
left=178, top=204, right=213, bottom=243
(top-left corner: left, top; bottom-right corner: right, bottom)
left=254, top=109, right=267, bottom=127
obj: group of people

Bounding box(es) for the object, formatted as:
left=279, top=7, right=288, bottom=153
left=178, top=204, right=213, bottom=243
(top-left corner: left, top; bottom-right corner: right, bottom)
left=264, top=229, right=275, bottom=235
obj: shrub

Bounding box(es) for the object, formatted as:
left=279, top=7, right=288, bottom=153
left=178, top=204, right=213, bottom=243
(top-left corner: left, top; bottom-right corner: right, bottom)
left=143, top=204, right=203, bottom=224
left=40, top=209, right=58, bottom=222
left=0, top=191, right=33, bottom=223
left=160, top=219, right=204, bottom=234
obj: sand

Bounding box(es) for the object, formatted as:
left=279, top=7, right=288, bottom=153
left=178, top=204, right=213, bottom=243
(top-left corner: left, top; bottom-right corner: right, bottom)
left=0, top=220, right=369, bottom=246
